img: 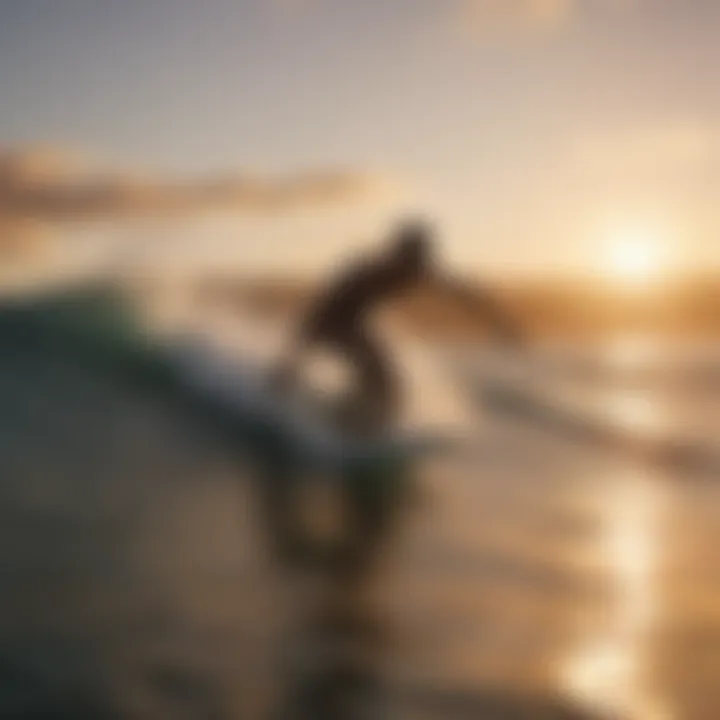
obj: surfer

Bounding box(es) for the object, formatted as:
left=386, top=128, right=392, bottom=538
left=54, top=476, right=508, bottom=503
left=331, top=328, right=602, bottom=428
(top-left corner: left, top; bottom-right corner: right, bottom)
left=273, top=219, right=524, bottom=431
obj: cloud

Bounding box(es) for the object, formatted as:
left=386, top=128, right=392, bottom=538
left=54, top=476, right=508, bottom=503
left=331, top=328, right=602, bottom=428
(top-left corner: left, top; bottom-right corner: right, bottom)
left=0, top=218, right=52, bottom=261
left=267, top=0, right=316, bottom=12
left=0, top=147, right=392, bottom=225
left=447, top=0, right=634, bottom=39
left=0, top=146, right=397, bottom=262
left=457, top=0, right=571, bottom=34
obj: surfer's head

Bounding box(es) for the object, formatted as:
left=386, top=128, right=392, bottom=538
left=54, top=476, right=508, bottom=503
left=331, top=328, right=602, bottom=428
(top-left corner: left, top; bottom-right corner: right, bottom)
left=388, top=219, right=435, bottom=276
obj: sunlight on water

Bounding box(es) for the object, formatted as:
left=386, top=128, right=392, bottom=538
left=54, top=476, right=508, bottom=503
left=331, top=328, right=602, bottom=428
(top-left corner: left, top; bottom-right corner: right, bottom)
left=590, top=337, right=672, bottom=438
left=603, top=336, right=659, bottom=372
left=600, top=393, right=666, bottom=436
left=562, top=466, right=671, bottom=720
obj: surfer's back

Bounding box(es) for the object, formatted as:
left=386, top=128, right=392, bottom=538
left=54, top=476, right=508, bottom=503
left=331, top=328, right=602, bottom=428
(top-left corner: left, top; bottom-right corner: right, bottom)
left=301, top=253, right=420, bottom=338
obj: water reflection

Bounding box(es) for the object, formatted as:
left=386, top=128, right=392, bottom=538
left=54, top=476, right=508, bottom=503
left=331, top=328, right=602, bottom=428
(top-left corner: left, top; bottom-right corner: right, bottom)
left=563, top=464, right=670, bottom=720
left=580, top=337, right=668, bottom=438
left=274, top=556, right=391, bottom=720
left=254, top=453, right=418, bottom=720
left=599, top=392, right=665, bottom=437
left=603, top=337, right=659, bottom=375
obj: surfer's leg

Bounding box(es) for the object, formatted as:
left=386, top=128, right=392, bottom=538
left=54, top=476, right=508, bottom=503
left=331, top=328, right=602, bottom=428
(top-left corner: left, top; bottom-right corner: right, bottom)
left=339, top=328, right=400, bottom=431
left=254, top=464, right=305, bottom=565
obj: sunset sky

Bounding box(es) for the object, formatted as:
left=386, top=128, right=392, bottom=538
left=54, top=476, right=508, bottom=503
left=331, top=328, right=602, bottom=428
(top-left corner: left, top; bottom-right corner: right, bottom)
left=1, top=0, right=718, bottom=276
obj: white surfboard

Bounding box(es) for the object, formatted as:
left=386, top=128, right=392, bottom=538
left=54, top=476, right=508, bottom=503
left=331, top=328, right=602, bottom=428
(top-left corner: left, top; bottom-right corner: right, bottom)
left=166, top=340, right=464, bottom=473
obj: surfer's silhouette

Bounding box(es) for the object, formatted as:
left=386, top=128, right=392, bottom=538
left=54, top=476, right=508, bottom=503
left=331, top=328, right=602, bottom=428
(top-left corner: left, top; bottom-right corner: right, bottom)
left=273, top=219, right=524, bottom=431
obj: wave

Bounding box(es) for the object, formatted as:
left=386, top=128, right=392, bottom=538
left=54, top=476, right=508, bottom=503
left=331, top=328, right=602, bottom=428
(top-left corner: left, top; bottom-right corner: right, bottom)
left=464, top=371, right=720, bottom=478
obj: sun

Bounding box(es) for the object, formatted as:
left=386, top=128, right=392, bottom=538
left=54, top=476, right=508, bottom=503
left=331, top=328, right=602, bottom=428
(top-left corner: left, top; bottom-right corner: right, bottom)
left=601, top=228, right=666, bottom=283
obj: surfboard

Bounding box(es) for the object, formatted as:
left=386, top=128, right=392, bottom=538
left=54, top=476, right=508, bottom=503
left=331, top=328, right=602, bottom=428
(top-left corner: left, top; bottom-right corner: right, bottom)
left=167, top=340, right=463, bottom=476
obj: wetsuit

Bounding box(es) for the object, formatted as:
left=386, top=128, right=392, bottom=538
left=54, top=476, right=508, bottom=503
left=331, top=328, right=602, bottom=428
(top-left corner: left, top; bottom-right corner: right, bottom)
left=290, top=256, right=421, bottom=427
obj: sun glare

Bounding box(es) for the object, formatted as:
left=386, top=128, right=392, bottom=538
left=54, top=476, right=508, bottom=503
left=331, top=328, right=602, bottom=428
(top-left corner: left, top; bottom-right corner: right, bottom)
left=598, top=226, right=668, bottom=284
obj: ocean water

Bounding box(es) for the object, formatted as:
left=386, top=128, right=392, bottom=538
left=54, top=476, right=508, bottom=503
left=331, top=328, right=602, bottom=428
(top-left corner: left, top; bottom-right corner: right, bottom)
left=1, top=295, right=719, bottom=720
left=412, top=338, right=720, bottom=720
left=179, top=308, right=720, bottom=720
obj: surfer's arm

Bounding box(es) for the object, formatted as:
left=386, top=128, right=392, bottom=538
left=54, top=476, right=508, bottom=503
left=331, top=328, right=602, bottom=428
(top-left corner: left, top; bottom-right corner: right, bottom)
left=431, top=274, right=525, bottom=347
